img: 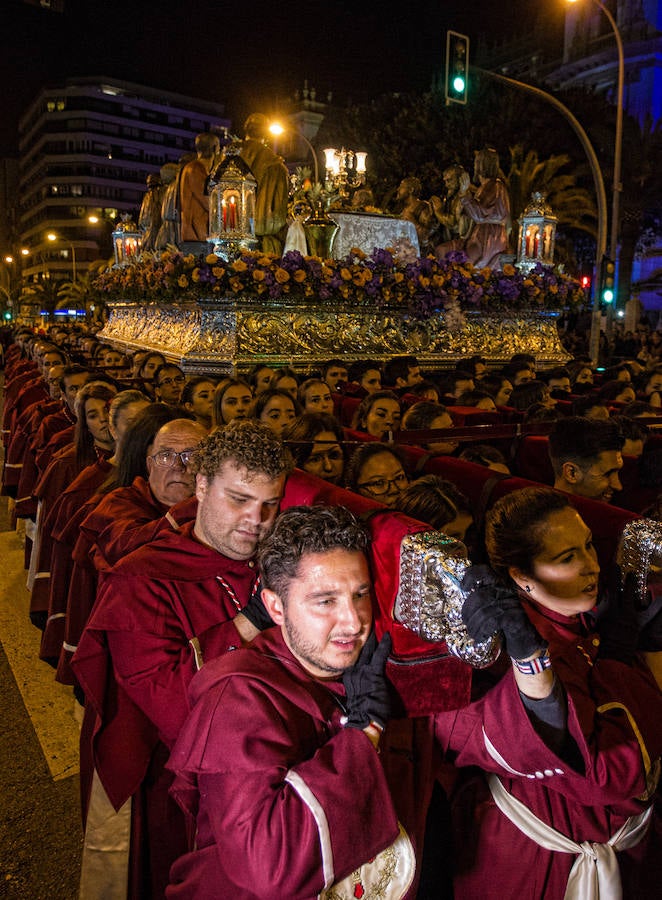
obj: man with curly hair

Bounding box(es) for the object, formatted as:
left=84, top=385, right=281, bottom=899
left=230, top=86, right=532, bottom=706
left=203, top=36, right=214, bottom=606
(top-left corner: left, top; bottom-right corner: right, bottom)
left=72, top=420, right=293, bottom=900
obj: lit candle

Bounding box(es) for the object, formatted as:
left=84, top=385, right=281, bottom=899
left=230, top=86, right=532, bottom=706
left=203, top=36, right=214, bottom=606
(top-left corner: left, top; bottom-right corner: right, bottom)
left=221, top=198, right=227, bottom=231
left=229, top=196, right=236, bottom=229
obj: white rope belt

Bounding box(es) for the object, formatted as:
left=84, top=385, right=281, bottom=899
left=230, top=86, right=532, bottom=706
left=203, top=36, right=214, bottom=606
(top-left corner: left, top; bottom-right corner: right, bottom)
left=487, top=774, right=652, bottom=900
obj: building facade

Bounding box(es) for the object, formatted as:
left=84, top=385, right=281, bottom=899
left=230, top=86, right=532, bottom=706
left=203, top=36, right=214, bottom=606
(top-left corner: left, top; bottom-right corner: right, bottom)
left=16, top=76, right=229, bottom=283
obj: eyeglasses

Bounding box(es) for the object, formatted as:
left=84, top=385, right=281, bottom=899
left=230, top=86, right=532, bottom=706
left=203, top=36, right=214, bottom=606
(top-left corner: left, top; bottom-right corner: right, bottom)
left=158, top=375, right=186, bottom=387
left=357, top=472, right=408, bottom=495
left=149, top=449, right=195, bottom=468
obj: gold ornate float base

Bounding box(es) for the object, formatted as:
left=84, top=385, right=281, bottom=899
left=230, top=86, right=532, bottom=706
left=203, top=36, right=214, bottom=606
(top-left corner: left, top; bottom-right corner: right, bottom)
left=99, top=297, right=570, bottom=374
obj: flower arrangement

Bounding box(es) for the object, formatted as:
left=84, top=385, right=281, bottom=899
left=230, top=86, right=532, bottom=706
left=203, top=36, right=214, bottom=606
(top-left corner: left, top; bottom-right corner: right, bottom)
left=91, top=246, right=586, bottom=318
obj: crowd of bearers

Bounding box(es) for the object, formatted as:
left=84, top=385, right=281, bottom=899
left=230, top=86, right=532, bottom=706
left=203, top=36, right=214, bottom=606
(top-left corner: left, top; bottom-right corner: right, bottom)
left=2, top=324, right=662, bottom=900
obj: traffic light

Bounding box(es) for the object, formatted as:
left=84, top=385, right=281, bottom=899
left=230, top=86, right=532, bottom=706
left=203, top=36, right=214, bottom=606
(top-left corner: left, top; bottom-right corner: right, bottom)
left=445, top=31, right=470, bottom=105
left=601, top=257, right=615, bottom=304
left=580, top=275, right=591, bottom=292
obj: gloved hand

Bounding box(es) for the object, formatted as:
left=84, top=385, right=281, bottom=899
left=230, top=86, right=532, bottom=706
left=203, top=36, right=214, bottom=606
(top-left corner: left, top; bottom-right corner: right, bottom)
left=240, top=583, right=275, bottom=631
left=461, top=564, right=546, bottom=660
left=343, top=631, right=392, bottom=730
left=598, top=569, right=640, bottom=664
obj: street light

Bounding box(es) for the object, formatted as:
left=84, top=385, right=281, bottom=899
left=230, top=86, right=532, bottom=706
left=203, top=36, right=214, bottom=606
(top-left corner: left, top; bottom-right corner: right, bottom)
left=567, top=0, right=624, bottom=272
left=46, top=232, right=77, bottom=282
left=479, top=66, right=608, bottom=364
left=269, top=121, right=320, bottom=185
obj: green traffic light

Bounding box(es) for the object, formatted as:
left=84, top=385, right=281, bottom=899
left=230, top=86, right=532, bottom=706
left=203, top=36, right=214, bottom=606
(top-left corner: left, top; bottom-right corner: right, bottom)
left=453, top=76, right=466, bottom=93
left=603, top=289, right=614, bottom=303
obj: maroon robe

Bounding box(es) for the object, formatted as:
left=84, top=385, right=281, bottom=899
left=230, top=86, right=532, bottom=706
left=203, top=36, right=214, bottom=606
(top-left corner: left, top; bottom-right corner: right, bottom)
left=60, top=486, right=196, bottom=686
left=2, top=398, right=60, bottom=494
left=2, top=367, right=41, bottom=440
left=71, top=523, right=259, bottom=899
left=166, top=626, right=619, bottom=900
left=15, top=410, right=76, bottom=520
left=450, top=597, right=662, bottom=899
left=28, top=446, right=79, bottom=622
left=28, top=447, right=108, bottom=623
left=39, top=457, right=114, bottom=670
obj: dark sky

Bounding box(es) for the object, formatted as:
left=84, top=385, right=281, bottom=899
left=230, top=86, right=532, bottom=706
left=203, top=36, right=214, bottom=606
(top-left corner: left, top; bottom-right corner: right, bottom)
left=1, top=0, right=552, bottom=154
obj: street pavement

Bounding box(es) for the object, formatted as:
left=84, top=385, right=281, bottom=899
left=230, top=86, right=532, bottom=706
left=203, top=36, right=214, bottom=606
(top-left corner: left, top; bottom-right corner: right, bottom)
left=0, top=384, right=81, bottom=898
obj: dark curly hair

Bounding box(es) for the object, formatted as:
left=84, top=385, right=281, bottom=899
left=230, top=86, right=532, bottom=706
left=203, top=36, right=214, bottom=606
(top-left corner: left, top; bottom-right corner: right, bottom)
left=258, top=505, right=368, bottom=599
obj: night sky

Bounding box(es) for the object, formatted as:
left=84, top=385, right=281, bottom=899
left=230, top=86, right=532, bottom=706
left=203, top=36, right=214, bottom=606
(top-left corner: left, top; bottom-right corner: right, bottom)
left=1, top=0, right=556, bottom=154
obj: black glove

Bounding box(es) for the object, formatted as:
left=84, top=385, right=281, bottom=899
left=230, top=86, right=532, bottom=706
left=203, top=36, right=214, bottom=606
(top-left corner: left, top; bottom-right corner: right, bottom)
left=461, top=564, right=546, bottom=660
left=240, top=583, right=274, bottom=631
left=598, top=570, right=640, bottom=664
left=342, top=631, right=392, bottom=730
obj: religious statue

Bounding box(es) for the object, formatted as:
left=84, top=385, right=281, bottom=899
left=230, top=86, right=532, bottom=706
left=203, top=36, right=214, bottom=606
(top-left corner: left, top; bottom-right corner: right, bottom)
left=351, top=187, right=376, bottom=211
left=154, top=161, right=184, bottom=250
left=137, top=173, right=163, bottom=252
left=239, top=114, right=289, bottom=254
left=430, top=164, right=473, bottom=258
left=395, top=177, right=434, bottom=252
left=179, top=133, right=221, bottom=244
left=459, top=147, right=510, bottom=269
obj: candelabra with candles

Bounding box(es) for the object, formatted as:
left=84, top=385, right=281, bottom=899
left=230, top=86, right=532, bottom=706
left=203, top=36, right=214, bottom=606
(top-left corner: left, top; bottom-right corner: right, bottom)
left=323, top=148, right=367, bottom=204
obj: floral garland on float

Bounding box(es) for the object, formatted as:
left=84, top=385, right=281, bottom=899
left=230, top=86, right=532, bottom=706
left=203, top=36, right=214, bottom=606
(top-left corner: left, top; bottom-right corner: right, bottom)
left=91, top=240, right=586, bottom=321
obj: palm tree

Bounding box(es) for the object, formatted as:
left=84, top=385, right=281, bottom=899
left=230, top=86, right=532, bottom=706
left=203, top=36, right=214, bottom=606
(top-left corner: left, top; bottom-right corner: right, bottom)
left=20, top=279, right=62, bottom=321
left=56, top=263, right=109, bottom=323
left=506, top=146, right=598, bottom=239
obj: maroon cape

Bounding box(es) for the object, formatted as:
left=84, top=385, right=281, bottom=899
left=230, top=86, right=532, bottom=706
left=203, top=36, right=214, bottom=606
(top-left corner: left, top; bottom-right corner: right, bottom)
left=2, top=398, right=60, bottom=494
left=166, top=627, right=606, bottom=900
left=450, top=597, right=662, bottom=898
left=60, top=483, right=196, bottom=686
left=39, top=457, right=114, bottom=671
left=71, top=522, right=259, bottom=899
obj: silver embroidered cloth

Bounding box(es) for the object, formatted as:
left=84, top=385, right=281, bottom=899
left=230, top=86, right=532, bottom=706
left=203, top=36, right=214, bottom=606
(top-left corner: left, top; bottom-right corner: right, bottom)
left=617, top=518, right=662, bottom=604
left=393, top=531, right=500, bottom=668
left=330, top=212, right=420, bottom=259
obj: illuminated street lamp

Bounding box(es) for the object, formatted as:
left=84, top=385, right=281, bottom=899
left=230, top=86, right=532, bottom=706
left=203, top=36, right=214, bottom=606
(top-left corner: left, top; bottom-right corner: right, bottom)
left=566, top=0, right=624, bottom=275
left=269, top=121, right=320, bottom=185
left=46, top=231, right=77, bottom=282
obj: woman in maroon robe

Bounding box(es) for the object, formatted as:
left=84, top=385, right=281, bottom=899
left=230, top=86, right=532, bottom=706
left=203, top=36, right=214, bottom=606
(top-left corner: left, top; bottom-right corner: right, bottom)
left=454, top=486, right=662, bottom=898
left=28, top=382, right=117, bottom=629
left=42, top=391, right=149, bottom=680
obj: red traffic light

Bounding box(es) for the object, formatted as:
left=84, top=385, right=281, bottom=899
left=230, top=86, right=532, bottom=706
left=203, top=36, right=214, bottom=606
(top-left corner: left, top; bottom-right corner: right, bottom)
left=580, top=275, right=591, bottom=290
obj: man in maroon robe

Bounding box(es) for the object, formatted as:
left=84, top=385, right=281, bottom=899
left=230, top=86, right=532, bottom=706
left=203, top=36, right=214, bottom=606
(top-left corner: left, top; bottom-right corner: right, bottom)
left=72, top=420, right=293, bottom=900
left=166, top=505, right=662, bottom=900
left=60, top=417, right=207, bottom=685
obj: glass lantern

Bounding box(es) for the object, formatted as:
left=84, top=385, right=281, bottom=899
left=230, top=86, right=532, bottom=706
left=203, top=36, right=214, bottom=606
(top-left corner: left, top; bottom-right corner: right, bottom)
left=208, top=143, right=258, bottom=260
left=516, top=192, right=557, bottom=273
left=111, top=216, right=143, bottom=266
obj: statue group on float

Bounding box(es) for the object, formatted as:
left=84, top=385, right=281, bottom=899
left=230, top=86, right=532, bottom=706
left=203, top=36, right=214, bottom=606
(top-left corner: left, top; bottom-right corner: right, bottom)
left=137, top=115, right=289, bottom=257
left=137, top=119, right=510, bottom=269
left=397, top=147, right=510, bottom=267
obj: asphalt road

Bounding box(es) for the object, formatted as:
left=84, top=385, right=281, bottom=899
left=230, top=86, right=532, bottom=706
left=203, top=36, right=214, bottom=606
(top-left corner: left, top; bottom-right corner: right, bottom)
left=0, top=379, right=82, bottom=899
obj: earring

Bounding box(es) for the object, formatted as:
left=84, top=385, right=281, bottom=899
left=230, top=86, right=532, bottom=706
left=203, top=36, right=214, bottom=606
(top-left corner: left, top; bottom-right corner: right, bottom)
left=525, top=585, right=531, bottom=593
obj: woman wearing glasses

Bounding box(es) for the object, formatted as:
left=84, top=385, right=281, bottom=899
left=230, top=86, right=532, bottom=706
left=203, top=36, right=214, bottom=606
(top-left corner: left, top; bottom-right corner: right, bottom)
left=346, top=443, right=410, bottom=508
